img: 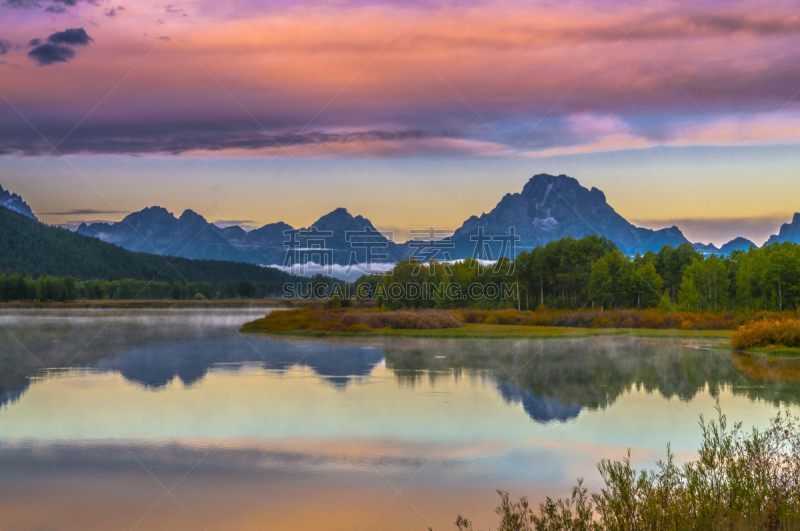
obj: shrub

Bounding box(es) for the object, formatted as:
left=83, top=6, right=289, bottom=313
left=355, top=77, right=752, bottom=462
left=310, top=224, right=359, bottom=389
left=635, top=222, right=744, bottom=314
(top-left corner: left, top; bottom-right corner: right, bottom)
left=344, top=323, right=374, bottom=333
left=445, top=407, right=800, bottom=531
left=732, top=318, right=800, bottom=349
left=591, top=315, right=613, bottom=328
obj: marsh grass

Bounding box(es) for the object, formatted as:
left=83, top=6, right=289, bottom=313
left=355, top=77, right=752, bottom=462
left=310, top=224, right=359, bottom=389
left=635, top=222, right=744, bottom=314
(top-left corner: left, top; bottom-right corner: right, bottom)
left=443, top=407, right=800, bottom=531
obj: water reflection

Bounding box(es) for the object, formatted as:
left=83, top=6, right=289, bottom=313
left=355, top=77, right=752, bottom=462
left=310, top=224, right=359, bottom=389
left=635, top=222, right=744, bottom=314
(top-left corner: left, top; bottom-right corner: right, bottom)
left=1, top=310, right=799, bottom=531
left=94, top=338, right=383, bottom=389
left=382, top=338, right=800, bottom=419
left=2, top=310, right=800, bottom=423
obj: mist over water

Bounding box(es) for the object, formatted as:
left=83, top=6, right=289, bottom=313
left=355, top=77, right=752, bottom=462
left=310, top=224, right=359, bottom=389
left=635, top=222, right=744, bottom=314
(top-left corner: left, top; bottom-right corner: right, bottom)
left=1, top=309, right=798, bottom=531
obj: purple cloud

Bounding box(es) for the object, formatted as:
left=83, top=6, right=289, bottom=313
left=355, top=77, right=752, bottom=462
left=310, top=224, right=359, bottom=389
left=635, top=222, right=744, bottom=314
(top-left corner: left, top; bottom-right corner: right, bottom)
left=47, top=28, right=93, bottom=46
left=28, top=43, right=74, bottom=65
left=27, top=27, right=93, bottom=66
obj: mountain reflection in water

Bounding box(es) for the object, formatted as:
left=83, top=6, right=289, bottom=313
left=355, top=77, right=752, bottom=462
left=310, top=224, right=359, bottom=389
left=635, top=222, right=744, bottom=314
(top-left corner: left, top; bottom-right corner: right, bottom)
left=94, top=338, right=384, bottom=389
left=2, top=310, right=800, bottom=531
left=1, top=310, right=800, bottom=423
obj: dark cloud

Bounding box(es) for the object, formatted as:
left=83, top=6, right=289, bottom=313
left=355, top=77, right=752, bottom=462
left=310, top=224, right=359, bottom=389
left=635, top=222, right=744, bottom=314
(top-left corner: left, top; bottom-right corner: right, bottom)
left=3, top=0, right=93, bottom=10
left=27, top=28, right=92, bottom=66
left=0, top=40, right=10, bottom=55
left=2, top=0, right=40, bottom=6
left=47, top=28, right=93, bottom=46
left=103, top=4, right=125, bottom=16
left=42, top=209, right=129, bottom=215
left=28, top=43, right=74, bottom=66
left=0, top=124, right=450, bottom=156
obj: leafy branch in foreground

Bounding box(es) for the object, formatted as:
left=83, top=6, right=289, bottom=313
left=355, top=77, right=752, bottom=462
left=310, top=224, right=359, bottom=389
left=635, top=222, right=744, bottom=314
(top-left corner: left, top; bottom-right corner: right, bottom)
left=438, top=405, right=800, bottom=531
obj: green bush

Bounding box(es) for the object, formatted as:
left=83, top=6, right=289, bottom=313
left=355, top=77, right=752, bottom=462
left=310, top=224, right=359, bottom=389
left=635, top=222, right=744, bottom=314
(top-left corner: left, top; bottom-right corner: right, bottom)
left=443, top=407, right=800, bottom=531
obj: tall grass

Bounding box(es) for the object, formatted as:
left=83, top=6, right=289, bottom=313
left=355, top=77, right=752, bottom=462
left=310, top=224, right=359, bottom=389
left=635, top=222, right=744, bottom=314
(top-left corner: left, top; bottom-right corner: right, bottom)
left=442, top=407, right=800, bottom=531
left=732, top=319, right=800, bottom=350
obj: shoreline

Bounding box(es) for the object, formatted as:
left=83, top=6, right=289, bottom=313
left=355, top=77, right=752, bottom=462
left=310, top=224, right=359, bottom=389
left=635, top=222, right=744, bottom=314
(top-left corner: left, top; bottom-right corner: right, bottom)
left=240, top=322, right=735, bottom=341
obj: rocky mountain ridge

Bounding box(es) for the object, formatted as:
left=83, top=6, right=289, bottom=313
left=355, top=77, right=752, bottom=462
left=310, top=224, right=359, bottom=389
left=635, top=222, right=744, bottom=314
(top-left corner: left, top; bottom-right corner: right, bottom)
left=6, top=175, right=800, bottom=268
left=0, top=184, right=37, bottom=221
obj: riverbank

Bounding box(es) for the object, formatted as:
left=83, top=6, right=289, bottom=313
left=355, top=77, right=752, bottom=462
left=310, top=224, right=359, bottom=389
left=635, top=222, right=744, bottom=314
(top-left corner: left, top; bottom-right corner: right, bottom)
left=239, top=307, right=735, bottom=340
left=242, top=322, right=734, bottom=340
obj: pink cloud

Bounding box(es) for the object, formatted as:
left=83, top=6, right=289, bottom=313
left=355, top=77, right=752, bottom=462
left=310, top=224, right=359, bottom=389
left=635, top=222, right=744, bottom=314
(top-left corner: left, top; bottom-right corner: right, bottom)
left=2, top=0, right=800, bottom=157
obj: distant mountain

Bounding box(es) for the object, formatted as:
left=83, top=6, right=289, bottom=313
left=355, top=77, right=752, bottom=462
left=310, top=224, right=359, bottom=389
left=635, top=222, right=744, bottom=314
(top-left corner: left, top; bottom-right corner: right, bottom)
left=447, top=174, right=690, bottom=257
left=69, top=174, right=790, bottom=269
left=77, top=207, right=241, bottom=262
left=692, top=242, right=719, bottom=254
left=766, top=214, right=800, bottom=245
left=0, top=184, right=37, bottom=221
left=693, top=237, right=756, bottom=255
left=719, top=237, right=756, bottom=255
left=0, top=206, right=296, bottom=284
left=77, top=205, right=402, bottom=267
left=304, top=207, right=405, bottom=265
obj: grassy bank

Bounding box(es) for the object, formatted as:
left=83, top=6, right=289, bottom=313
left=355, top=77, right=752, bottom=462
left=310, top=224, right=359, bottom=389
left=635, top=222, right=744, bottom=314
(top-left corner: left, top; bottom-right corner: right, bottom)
left=239, top=306, right=734, bottom=340
left=257, top=323, right=733, bottom=340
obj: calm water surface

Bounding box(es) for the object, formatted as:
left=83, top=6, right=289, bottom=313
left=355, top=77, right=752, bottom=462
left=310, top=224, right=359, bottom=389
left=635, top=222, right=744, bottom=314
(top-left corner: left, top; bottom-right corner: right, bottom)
left=1, top=309, right=799, bottom=531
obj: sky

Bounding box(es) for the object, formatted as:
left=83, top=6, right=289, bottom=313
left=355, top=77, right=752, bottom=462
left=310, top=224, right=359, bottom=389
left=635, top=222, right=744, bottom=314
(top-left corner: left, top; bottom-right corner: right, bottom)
left=2, top=0, right=800, bottom=245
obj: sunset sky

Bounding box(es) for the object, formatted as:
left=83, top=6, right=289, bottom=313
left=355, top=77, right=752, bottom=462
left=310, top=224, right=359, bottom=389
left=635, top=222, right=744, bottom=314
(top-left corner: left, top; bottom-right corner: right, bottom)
left=2, top=0, right=800, bottom=244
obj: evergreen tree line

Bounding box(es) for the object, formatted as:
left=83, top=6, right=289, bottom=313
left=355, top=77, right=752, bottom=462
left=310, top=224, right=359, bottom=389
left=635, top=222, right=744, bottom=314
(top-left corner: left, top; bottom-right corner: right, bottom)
left=356, top=235, right=800, bottom=312
left=0, top=271, right=285, bottom=302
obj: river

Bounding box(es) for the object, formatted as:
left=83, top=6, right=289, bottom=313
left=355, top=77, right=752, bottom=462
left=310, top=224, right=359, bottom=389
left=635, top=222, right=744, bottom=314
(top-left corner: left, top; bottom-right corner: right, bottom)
left=1, top=309, right=798, bottom=530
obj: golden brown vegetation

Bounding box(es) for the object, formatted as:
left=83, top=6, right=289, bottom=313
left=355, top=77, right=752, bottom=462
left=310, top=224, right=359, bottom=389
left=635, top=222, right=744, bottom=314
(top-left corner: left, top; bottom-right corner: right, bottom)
left=731, top=318, right=800, bottom=350
left=242, top=306, right=800, bottom=337
left=453, top=308, right=771, bottom=330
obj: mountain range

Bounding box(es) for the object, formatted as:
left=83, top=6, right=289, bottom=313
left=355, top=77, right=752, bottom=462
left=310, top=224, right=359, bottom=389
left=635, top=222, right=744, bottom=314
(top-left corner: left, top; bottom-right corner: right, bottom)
left=77, top=174, right=700, bottom=266
left=6, top=174, right=799, bottom=272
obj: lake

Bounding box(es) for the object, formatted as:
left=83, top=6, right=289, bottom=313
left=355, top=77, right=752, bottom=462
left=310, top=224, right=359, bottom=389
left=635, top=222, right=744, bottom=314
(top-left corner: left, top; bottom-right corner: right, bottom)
left=1, top=309, right=799, bottom=531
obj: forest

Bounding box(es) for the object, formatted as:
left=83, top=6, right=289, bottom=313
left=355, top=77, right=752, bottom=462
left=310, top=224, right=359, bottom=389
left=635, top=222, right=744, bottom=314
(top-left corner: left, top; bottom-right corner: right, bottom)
left=355, top=235, right=800, bottom=312
left=0, top=272, right=291, bottom=302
